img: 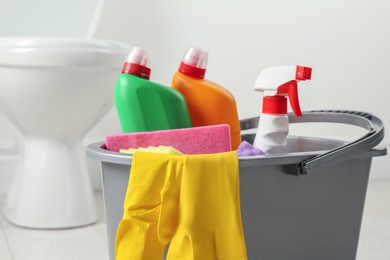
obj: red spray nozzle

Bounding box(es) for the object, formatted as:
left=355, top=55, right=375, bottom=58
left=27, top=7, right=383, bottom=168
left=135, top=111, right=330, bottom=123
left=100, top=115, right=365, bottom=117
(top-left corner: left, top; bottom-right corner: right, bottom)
left=295, top=66, right=312, bottom=81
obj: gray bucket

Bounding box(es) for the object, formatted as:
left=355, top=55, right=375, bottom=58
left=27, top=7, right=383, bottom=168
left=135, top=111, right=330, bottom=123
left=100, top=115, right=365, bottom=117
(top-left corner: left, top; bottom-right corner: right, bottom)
left=87, top=110, right=386, bottom=260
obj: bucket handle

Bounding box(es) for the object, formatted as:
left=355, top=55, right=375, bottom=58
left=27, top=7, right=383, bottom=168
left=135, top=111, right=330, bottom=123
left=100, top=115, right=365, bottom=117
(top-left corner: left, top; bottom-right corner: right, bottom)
left=240, top=110, right=385, bottom=175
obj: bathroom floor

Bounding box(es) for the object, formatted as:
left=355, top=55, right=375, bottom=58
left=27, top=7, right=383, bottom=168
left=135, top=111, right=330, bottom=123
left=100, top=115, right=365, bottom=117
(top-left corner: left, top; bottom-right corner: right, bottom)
left=0, top=180, right=390, bottom=260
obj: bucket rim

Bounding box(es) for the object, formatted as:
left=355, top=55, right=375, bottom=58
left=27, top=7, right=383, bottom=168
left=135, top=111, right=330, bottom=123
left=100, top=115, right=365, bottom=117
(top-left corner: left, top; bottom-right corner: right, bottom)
left=86, top=135, right=346, bottom=166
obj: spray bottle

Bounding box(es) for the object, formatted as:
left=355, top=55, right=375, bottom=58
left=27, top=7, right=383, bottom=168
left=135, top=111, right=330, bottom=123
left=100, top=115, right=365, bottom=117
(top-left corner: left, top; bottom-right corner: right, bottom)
left=253, top=65, right=312, bottom=154
left=171, top=47, right=242, bottom=150
left=115, top=47, right=192, bottom=133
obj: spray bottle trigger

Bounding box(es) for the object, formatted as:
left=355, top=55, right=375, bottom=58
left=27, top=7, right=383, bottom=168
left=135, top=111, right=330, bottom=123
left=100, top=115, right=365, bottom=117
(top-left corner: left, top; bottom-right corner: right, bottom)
left=277, top=80, right=302, bottom=117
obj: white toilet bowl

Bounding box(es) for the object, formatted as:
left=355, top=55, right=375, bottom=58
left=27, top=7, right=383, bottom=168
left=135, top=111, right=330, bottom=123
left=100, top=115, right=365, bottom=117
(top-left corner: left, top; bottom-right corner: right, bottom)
left=0, top=37, right=130, bottom=228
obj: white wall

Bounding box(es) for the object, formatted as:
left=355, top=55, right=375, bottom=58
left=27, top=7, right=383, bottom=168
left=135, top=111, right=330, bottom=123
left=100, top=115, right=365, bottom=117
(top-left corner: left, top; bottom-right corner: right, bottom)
left=0, top=0, right=389, bottom=192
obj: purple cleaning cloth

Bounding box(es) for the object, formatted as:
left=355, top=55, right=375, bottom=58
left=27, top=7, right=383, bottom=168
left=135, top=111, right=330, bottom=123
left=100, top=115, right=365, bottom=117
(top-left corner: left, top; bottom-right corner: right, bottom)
left=237, top=141, right=266, bottom=156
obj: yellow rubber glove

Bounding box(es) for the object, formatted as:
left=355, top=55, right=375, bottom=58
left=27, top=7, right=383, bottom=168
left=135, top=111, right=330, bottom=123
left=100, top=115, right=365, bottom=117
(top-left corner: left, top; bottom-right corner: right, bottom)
left=116, top=151, right=247, bottom=260
left=115, top=151, right=183, bottom=260
left=165, top=152, right=247, bottom=260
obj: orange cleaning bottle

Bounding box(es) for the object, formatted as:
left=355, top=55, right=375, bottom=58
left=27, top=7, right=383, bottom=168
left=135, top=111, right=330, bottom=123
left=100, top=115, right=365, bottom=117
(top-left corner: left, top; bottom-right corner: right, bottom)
left=171, top=47, right=242, bottom=150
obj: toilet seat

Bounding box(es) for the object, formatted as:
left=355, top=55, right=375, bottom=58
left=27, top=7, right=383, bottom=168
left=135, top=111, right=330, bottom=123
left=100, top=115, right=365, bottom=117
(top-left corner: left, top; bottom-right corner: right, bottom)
left=0, top=37, right=129, bottom=67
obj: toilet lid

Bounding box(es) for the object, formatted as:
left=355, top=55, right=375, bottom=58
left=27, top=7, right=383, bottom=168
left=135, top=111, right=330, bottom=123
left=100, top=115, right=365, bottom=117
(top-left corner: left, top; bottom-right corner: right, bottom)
left=0, top=0, right=131, bottom=68
left=0, top=0, right=103, bottom=38
left=0, top=38, right=130, bottom=68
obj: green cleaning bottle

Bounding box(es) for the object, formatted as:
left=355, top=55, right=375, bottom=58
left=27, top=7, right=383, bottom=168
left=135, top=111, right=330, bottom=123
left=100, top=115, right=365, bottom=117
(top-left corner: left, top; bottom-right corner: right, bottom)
left=115, top=47, right=192, bottom=132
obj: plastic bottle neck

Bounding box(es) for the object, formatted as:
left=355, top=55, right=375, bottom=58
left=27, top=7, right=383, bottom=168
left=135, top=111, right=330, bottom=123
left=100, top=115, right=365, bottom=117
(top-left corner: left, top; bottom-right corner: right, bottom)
left=262, top=96, right=287, bottom=115
left=179, top=62, right=206, bottom=79
left=122, top=62, right=151, bottom=80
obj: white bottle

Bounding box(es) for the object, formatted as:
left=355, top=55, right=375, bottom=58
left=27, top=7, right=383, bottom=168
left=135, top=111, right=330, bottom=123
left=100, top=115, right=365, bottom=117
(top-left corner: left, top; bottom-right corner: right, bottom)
left=253, top=66, right=312, bottom=154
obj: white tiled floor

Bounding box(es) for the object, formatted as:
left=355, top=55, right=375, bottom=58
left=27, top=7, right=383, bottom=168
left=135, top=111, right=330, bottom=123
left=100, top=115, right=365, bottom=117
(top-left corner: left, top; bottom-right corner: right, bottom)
left=356, top=179, right=390, bottom=260
left=0, top=192, right=108, bottom=260
left=1, top=179, right=390, bottom=260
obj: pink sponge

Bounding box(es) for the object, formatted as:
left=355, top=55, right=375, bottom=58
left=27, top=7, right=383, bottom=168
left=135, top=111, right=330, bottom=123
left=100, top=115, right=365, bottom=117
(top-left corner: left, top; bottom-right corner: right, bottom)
left=105, top=124, right=232, bottom=154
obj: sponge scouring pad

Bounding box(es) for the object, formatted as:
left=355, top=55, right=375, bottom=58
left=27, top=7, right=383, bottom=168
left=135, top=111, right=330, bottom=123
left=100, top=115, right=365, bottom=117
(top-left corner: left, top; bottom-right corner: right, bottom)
left=106, top=124, right=232, bottom=154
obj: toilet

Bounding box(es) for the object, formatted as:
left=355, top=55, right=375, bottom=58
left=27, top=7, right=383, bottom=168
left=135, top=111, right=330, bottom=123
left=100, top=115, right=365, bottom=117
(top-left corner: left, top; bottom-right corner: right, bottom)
left=0, top=0, right=130, bottom=228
